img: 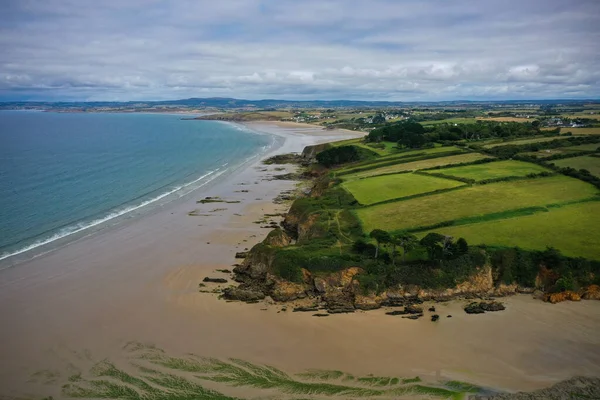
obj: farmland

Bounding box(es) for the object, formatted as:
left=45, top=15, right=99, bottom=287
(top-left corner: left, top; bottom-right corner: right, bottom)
left=342, top=153, right=490, bottom=179
left=482, top=136, right=570, bottom=148
left=561, top=127, right=600, bottom=135
left=342, top=173, right=464, bottom=205
left=551, top=156, right=600, bottom=178
left=429, top=160, right=550, bottom=181
left=425, top=201, right=600, bottom=260
left=354, top=175, right=598, bottom=233
left=238, top=109, right=600, bottom=303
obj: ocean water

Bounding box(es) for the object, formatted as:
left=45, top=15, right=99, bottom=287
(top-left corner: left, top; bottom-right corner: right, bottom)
left=0, top=111, right=275, bottom=264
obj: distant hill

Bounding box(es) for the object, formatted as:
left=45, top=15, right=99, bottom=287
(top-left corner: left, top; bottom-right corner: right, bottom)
left=0, top=97, right=598, bottom=110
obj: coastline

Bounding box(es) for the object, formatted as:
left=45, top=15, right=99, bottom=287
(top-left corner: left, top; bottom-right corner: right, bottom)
left=0, top=121, right=599, bottom=398
left=0, top=118, right=280, bottom=269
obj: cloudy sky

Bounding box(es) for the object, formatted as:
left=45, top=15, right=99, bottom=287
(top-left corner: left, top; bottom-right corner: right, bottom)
left=0, top=0, right=598, bottom=101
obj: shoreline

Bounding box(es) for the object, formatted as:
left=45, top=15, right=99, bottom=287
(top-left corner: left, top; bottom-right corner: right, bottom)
left=0, top=121, right=599, bottom=398
left=0, top=119, right=286, bottom=269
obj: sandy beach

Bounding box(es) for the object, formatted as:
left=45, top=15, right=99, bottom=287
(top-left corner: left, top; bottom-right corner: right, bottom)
left=0, top=122, right=599, bottom=398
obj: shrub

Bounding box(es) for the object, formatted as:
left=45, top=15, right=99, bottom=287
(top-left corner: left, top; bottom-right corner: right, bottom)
left=316, top=145, right=378, bottom=167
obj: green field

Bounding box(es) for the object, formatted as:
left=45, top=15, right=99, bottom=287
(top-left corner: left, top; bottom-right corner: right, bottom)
left=430, top=160, right=550, bottom=181
left=425, top=201, right=600, bottom=260
left=342, top=173, right=464, bottom=205
left=421, top=117, right=476, bottom=125
left=345, top=153, right=491, bottom=179
left=562, top=143, right=600, bottom=152
left=563, top=127, right=600, bottom=135
left=483, top=136, right=569, bottom=148
left=330, top=138, right=397, bottom=156
left=551, top=156, right=600, bottom=177
left=355, top=175, right=598, bottom=233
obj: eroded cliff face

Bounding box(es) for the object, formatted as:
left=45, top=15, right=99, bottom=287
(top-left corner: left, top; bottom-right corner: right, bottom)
left=228, top=247, right=530, bottom=311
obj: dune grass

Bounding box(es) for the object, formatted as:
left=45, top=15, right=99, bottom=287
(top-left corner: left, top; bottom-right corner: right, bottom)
left=424, top=201, right=600, bottom=260
left=430, top=160, right=550, bottom=181
left=355, top=175, right=598, bottom=233
left=551, top=155, right=600, bottom=177
left=342, top=173, right=464, bottom=205
left=343, top=153, right=490, bottom=180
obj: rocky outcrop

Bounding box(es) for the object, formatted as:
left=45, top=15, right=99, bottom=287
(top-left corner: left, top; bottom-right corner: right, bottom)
left=269, top=274, right=309, bottom=302
left=203, top=277, right=228, bottom=283
left=222, top=286, right=266, bottom=302
left=263, top=228, right=291, bottom=247
left=581, top=284, right=600, bottom=300
left=354, top=293, right=383, bottom=310
left=464, top=301, right=505, bottom=314
left=544, top=291, right=581, bottom=303
left=314, top=267, right=363, bottom=313
left=301, top=143, right=332, bottom=161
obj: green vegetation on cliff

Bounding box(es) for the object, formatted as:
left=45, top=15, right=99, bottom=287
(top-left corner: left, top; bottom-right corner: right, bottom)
left=241, top=119, right=600, bottom=301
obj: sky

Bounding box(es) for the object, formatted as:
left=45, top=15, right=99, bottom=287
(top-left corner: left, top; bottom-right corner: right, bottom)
left=0, top=0, right=599, bottom=102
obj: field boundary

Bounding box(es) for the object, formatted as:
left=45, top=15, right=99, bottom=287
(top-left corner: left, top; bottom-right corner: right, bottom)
left=335, top=150, right=467, bottom=176
left=356, top=184, right=469, bottom=208
left=399, top=196, right=600, bottom=234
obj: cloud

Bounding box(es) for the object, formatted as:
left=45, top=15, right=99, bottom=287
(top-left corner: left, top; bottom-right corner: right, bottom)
left=0, top=0, right=598, bottom=101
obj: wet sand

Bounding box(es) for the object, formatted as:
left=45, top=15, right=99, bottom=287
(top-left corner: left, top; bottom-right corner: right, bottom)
left=0, top=122, right=599, bottom=398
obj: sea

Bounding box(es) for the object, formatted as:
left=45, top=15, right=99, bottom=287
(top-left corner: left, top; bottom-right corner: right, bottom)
left=0, top=111, right=277, bottom=266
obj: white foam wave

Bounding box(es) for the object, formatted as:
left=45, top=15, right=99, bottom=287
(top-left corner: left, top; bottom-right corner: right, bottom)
left=0, top=168, right=224, bottom=262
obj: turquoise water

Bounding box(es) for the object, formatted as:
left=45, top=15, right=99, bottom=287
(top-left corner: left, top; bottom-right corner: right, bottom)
left=0, top=111, right=274, bottom=263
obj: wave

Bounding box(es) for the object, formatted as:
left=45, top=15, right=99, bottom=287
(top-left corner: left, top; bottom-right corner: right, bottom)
left=0, top=168, right=227, bottom=263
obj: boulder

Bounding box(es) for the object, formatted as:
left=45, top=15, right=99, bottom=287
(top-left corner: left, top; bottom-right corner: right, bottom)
left=402, top=314, right=422, bottom=320
left=582, top=285, right=600, bottom=300
left=234, top=252, right=248, bottom=259
left=431, top=314, right=440, bottom=322
left=405, top=305, right=423, bottom=314
left=386, top=310, right=407, bottom=316
left=544, top=291, right=581, bottom=304
left=354, top=293, right=383, bottom=310
left=382, top=288, right=405, bottom=307
left=323, top=291, right=355, bottom=314
left=428, top=306, right=436, bottom=312
left=203, top=277, right=228, bottom=283
left=464, top=301, right=505, bottom=314
left=269, top=275, right=308, bottom=302
left=222, top=287, right=265, bottom=302
left=293, top=306, right=319, bottom=312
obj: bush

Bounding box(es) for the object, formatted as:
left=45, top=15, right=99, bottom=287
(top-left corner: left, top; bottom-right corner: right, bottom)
left=316, top=145, right=378, bottom=167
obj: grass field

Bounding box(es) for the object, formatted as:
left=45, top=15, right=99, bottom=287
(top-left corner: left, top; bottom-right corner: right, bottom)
left=330, top=138, right=398, bottom=156
left=476, top=117, right=533, bottom=122
left=551, top=156, right=600, bottom=177
left=425, top=201, right=600, bottom=260
left=344, top=153, right=491, bottom=179
left=420, top=117, right=476, bottom=125
left=520, top=143, right=600, bottom=158
left=430, top=160, right=550, bottom=181
left=560, top=127, right=600, bottom=135
left=562, top=143, right=600, bottom=151
left=355, top=175, right=598, bottom=233
left=483, top=136, right=569, bottom=148
left=342, top=173, right=464, bottom=205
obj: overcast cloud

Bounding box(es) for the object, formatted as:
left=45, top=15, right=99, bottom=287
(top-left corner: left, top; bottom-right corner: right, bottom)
left=0, top=0, right=598, bottom=101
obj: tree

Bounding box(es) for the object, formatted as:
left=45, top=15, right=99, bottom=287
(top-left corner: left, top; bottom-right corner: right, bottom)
left=420, top=232, right=446, bottom=262
left=456, top=237, right=469, bottom=255
left=392, top=232, right=418, bottom=264
left=369, top=229, right=391, bottom=259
